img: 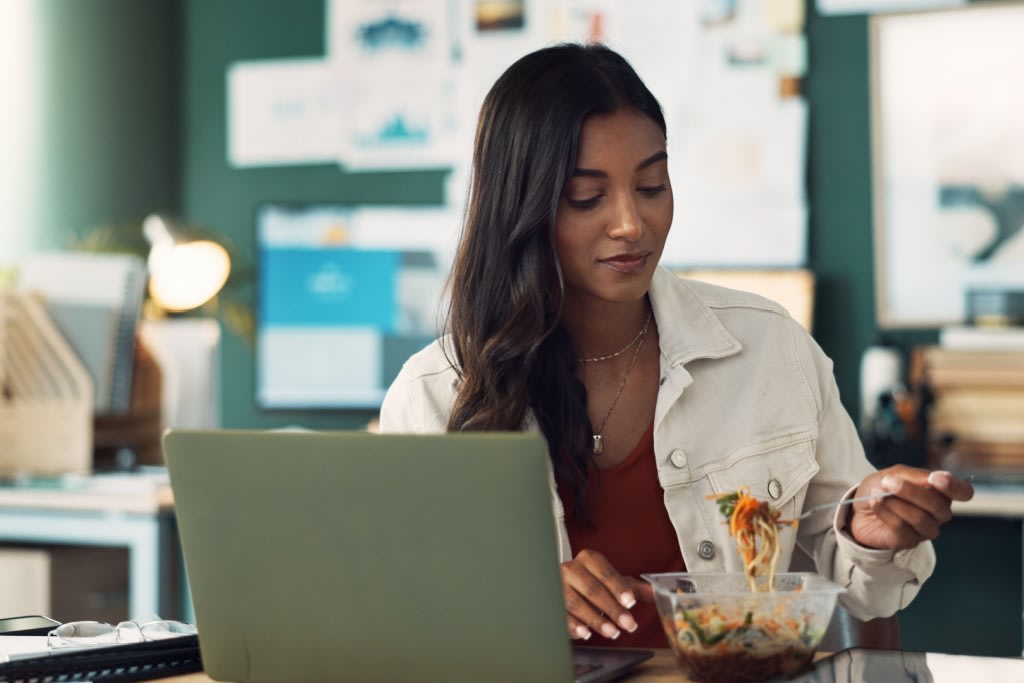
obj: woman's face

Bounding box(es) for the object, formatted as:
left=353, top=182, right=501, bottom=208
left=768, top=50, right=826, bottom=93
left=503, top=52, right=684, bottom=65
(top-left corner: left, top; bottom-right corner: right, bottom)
left=554, top=108, right=672, bottom=309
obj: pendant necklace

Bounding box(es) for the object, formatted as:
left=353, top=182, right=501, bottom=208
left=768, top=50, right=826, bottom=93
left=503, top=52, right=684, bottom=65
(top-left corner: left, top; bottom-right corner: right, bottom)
left=589, top=313, right=652, bottom=455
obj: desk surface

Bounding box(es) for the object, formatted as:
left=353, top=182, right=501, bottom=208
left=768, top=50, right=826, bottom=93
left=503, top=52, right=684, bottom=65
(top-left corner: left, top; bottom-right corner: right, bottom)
left=0, top=470, right=173, bottom=515
left=151, top=649, right=777, bottom=682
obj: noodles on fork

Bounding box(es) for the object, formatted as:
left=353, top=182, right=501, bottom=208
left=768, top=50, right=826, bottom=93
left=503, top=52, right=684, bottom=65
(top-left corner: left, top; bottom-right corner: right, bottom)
left=708, top=487, right=797, bottom=592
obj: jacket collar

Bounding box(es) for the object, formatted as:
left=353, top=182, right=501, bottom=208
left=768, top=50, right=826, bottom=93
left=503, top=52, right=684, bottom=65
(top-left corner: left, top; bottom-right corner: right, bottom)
left=445, top=266, right=742, bottom=395
left=649, top=266, right=743, bottom=367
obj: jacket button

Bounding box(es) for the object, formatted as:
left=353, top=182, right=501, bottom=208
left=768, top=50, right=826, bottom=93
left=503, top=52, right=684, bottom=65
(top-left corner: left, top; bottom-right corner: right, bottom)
left=670, top=450, right=687, bottom=468
left=697, top=540, right=716, bottom=560
left=659, top=376, right=667, bottom=386
left=768, top=479, right=783, bottom=499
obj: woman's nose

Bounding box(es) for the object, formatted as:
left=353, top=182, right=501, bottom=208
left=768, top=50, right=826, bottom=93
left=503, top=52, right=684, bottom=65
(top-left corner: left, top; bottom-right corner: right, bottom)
left=607, top=194, right=643, bottom=241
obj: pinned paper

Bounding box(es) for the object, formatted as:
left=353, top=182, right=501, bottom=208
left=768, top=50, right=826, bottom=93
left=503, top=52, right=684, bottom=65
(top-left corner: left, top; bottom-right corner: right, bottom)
left=227, top=59, right=342, bottom=168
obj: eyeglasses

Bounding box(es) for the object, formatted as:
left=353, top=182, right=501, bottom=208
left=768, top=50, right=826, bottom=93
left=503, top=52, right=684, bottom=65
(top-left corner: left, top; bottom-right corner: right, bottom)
left=47, top=620, right=197, bottom=649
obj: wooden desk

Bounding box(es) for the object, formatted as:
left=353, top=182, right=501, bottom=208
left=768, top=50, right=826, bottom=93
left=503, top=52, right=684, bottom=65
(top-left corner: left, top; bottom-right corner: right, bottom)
left=153, top=650, right=685, bottom=682
left=151, top=650, right=837, bottom=682
left=0, top=470, right=184, bottom=621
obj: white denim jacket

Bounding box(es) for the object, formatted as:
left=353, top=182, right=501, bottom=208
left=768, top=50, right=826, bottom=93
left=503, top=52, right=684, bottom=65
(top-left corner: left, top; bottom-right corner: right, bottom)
left=378, top=266, right=935, bottom=620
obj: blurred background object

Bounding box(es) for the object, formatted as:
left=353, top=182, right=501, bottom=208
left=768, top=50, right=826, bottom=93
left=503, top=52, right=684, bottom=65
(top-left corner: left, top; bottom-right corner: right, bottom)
left=143, top=214, right=231, bottom=315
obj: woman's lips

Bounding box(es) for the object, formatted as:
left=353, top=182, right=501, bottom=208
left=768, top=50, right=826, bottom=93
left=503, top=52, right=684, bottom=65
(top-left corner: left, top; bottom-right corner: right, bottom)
left=600, top=253, right=649, bottom=274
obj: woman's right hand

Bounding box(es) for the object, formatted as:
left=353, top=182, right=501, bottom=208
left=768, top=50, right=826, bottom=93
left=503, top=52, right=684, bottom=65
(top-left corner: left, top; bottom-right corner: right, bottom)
left=560, top=549, right=651, bottom=641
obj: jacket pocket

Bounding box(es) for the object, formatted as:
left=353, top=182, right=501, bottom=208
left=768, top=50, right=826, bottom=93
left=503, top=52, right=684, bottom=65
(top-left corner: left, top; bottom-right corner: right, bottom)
left=706, top=429, right=819, bottom=514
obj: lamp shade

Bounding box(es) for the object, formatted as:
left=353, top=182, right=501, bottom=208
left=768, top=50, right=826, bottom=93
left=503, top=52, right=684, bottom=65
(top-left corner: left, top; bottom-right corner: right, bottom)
left=143, top=214, right=230, bottom=312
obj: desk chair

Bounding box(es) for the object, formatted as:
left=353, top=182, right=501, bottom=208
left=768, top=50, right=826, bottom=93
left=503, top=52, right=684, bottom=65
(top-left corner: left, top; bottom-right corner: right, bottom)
left=791, top=547, right=901, bottom=651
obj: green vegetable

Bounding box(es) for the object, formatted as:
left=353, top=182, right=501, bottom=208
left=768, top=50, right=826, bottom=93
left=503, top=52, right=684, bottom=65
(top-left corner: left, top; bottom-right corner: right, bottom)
left=680, top=609, right=750, bottom=648
left=680, top=610, right=717, bottom=647
left=716, top=492, right=740, bottom=520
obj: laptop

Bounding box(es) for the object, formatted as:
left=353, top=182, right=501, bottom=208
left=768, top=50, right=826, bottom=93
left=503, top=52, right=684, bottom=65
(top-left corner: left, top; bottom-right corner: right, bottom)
left=163, top=429, right=653, bottom=683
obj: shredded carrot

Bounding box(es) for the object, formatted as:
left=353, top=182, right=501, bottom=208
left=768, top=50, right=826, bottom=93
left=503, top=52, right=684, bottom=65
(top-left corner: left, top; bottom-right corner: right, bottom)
left=708, top=487, right=796, bottom=592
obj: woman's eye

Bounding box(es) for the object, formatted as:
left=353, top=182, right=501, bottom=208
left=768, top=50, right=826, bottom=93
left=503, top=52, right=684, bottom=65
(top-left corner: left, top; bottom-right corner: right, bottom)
left=567, top=196, right=601, bottom=210
left=639, top=184, right=667, bottom=197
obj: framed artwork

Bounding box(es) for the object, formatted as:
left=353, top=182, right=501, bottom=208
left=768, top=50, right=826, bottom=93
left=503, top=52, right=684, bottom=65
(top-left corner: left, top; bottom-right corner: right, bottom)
left=870, top=2, right=1024, bottom=328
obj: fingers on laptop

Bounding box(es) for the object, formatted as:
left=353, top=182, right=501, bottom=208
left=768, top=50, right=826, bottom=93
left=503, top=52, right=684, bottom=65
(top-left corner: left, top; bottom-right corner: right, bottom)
left=561, top=549, right=640, bottom=640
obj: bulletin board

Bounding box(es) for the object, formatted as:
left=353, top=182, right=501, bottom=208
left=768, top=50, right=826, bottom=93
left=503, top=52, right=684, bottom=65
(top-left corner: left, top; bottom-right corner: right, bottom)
left=228, top=0, right=811, bottom=269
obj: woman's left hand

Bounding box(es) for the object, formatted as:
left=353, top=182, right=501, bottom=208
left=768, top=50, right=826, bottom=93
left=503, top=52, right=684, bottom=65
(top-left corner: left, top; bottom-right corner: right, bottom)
left=847, top=465, right=974, bottom=550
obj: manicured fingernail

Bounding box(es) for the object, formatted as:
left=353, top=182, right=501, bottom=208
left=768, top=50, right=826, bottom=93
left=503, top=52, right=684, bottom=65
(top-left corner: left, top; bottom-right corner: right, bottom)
left=881, top=476, right=897, bottom=491
left=620, top=592, right=636, bottom=609
left=601, top=623, right=621, bottom=639
left=575, top=625, right=592, bottom=640
left=618, top=612, right=638, bottom=633
left=928, top=470, right=952, bottom=488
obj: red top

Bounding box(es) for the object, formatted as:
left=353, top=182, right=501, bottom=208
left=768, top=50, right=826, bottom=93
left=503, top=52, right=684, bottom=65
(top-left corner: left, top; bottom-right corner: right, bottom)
left=557, top=420, right=686, bottom=648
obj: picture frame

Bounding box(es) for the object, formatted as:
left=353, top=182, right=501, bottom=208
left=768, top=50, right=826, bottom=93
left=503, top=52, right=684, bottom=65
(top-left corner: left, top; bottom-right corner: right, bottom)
left=870, top=2, right=1024, bottom=328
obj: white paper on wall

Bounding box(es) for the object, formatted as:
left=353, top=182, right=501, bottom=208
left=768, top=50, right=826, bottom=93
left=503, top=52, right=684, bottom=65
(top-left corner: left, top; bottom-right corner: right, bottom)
left=227, top=58, right=343, bottom=168
left=327, top=0, right=462, bottom=170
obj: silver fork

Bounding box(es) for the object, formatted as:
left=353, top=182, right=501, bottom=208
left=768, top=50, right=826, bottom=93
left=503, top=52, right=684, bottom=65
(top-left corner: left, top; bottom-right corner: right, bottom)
left=796, top=491, right=894, bottom=521
left=796, top=473, right=974, bottom=521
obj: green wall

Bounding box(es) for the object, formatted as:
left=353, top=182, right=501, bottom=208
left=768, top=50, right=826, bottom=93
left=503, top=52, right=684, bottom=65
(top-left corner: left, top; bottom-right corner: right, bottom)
left=899, top=516, right=1022, bottom=656
left=804, top=10, right=880, bottom=420
left=181, top=0, right=447, bottom=430
left=35, top=0, right=180, bottom=252
left=804, top=6, right=940, bottom=431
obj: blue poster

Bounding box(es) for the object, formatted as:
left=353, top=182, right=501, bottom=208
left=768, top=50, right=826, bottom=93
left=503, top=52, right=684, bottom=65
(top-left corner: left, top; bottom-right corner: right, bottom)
left=261, top=248, right=400, bottom=331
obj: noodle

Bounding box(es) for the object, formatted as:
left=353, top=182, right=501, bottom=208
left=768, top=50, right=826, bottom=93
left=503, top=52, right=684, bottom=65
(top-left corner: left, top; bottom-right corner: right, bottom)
left=708, top=487, right=796, bottom=591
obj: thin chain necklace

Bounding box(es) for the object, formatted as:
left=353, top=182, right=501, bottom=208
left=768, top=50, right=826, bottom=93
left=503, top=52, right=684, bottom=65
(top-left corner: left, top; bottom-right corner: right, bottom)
left=590, top=315, right=651, bottom=455
left=578, top=311, right=653, bottom=363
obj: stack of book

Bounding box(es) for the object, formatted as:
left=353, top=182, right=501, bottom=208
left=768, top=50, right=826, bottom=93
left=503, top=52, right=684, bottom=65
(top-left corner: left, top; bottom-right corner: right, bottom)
left=921, top=326, right=1024, bottom=471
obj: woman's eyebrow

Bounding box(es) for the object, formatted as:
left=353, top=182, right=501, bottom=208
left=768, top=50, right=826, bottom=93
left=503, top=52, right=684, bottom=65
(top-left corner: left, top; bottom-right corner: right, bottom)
left=636, top=150, right=668, bottom=170
left=571, top=150, right=669, bottom=178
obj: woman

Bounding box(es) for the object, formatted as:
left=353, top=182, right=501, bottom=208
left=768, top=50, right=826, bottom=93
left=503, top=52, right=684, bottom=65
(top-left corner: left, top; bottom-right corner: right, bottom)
left=379, top=43, right=973, bottom=648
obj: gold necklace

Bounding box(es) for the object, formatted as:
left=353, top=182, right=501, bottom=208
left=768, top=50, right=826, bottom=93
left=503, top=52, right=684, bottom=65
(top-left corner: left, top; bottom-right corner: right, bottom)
left=578, top=311, right=653, bottom=363
left=591, top=316, right=650, bottom=455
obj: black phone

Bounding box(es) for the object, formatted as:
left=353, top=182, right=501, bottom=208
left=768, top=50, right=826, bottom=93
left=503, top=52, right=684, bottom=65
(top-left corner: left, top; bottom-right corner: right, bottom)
left=0, top=615, right=62, bottom=636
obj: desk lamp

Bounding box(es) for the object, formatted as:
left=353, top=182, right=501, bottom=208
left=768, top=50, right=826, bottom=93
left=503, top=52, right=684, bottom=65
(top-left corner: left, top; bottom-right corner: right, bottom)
left=143, top=213, right=231, bottom=313
left=140, top=214, right=228, bottom=433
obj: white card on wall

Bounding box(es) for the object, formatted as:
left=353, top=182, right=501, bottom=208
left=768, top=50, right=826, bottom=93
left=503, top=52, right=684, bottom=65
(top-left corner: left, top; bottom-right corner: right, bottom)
left=227, top=58, right=343, bottom=168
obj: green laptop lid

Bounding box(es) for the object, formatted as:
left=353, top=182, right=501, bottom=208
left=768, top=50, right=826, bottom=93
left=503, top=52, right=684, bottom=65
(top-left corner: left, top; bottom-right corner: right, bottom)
left=163, top=429, right=574, bottom=683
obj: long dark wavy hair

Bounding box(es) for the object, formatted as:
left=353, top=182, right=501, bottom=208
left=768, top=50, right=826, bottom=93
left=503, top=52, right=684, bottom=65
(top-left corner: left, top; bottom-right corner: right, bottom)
left=444, top=43, right=667, bottom=520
